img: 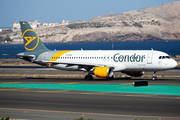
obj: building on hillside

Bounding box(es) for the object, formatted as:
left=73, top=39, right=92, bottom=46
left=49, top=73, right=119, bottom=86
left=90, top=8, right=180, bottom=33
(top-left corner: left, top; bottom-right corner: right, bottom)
left=61, top=20, right=69, bottom=25
left=12, top=20, right=43, bottom=29
left=29, top=20, right=43, bottom=28
left=49, top=22, right=58, bottom=26
left=43, top=23, right=49, bottom=27
left=12, top=22, right=20, bottom=29
left=12, top=20, right=62, bottom=29
left=10, top=35, right=17, bottom=40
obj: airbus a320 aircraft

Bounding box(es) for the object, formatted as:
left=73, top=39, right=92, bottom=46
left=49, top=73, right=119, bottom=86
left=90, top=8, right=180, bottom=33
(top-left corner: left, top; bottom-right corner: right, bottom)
left=4, top=21, right=177, bottom=80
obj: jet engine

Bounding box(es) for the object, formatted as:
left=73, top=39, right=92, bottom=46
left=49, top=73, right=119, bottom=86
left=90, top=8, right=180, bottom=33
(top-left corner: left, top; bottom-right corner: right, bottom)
left=122, top=71, right=144, bottom=77
left=93, top=67, right=114, bottom=78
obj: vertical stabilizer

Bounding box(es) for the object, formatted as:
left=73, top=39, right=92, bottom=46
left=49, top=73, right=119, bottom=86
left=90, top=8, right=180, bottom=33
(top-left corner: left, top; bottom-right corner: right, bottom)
left=20, top=21, right=49, bottom=53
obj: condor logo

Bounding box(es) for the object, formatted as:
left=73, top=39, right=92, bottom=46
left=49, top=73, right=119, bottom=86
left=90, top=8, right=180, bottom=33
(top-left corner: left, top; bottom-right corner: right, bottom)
left=22, top=29, right=39, bottom=51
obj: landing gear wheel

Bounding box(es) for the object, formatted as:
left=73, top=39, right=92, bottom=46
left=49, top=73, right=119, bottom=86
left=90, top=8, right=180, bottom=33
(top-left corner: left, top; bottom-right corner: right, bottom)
left=106, top=75, right=114, bottom=80
left=152, top=71, right=157, bottom=81
left=152, top=77, right=157, bottom=81
left=85, top=75, right=93, bottom=80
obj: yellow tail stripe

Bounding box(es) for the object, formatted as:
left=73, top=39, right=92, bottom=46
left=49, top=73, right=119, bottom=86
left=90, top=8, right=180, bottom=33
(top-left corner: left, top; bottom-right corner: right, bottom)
left=50, top=50, right=73, bottom=61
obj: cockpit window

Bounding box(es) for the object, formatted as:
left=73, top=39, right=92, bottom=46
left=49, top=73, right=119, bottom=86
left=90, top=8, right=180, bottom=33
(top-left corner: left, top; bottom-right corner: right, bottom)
left=166, top=56, right=170, bottom=59
left=159, top=56, right=171, bottom=59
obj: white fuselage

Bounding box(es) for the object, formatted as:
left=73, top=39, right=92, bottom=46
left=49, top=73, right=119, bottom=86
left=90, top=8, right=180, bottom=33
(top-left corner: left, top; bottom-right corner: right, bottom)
left=37, top=50, right=177, bottom=72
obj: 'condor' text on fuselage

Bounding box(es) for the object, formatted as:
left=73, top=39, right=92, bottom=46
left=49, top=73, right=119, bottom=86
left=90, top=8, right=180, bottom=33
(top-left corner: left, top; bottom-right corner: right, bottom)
left=113, top=53, right=146, bottom=62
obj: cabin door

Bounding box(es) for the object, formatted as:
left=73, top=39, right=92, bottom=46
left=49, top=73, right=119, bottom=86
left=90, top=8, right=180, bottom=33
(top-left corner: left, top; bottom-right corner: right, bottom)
left=147, top=53, right=153, bottom=64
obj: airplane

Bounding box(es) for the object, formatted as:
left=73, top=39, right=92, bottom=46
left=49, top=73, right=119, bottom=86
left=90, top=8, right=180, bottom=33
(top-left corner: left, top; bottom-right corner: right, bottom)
left=4, top=21, right=177, bottom=80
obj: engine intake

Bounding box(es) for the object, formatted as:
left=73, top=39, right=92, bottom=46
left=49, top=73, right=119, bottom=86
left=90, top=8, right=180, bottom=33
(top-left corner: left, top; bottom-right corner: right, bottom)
left=93, top=67, right=114, bottom=78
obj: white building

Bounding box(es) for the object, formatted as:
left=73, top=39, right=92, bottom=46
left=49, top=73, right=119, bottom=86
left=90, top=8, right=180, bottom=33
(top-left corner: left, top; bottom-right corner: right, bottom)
left=29, top=20, right=43, bottom=28
left=43, top=23, right=49, bottom=27
left=12, top=20, right=42, bottom=29
left=10, top=35, right=17, bottom=40
left=12, top=22, right=20, bottom=29
left=49, top=22, right=58, bottom=26
left=0, top=29, right=2, bottom=32
left=61, top=20, right=69, bottom=25
left=12, top=20, right=63, bottom=29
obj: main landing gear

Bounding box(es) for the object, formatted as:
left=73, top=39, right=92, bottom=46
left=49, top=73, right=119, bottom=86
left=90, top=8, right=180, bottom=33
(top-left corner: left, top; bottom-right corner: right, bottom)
left=106, top=75, right=114, bottom=80
left=85, top=75, right=93, bottom=80
left=152, top=71, right=157, bottom=80
left=85, top=67, right=94, bottom=80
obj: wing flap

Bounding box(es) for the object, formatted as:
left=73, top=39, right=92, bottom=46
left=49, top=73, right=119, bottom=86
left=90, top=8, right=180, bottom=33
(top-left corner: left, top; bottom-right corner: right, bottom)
left=43, top=60, right=96, bottom=66
left=42, top=60, right=126, bottom=71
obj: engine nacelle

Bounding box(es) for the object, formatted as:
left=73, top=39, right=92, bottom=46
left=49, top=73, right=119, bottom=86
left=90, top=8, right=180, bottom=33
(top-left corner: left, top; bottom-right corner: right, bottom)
left=122, top=71, right=144, bottom=77
left=93, top=67, right=114, bottom=78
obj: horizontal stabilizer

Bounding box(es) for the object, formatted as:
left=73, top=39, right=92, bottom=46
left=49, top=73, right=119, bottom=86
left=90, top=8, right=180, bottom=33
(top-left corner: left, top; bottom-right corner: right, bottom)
left=3, top=54, right=34, bottom=58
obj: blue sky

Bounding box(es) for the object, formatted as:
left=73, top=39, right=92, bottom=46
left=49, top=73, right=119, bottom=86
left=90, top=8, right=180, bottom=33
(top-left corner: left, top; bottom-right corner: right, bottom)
left=0, top=0, right=178, bottom=27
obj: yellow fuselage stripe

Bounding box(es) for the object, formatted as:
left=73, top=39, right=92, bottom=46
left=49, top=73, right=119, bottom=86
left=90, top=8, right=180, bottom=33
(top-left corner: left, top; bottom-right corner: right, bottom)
left=50, top=50, right=73, bottom=61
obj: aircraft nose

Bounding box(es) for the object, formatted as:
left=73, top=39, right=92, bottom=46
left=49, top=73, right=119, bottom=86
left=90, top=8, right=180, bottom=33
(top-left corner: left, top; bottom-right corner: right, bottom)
left=170, top=59, right=177, bottom=68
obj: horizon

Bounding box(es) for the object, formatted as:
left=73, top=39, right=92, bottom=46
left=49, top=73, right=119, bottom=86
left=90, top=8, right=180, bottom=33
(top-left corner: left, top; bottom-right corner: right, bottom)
left=0, top=27, right=12, bottom=29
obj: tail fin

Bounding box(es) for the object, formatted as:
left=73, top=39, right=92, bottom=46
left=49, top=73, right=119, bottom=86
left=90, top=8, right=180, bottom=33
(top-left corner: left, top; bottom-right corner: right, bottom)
left=20, top=21, right=49, bottom=53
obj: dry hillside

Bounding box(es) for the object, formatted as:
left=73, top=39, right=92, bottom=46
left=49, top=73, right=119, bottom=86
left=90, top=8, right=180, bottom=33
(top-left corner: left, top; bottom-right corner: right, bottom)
left=11, top=2, right=180, bottom=44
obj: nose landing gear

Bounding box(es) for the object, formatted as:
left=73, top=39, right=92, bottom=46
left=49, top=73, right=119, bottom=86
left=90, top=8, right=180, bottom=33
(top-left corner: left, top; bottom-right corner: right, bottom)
left=152, top=71, right=157, bottom=80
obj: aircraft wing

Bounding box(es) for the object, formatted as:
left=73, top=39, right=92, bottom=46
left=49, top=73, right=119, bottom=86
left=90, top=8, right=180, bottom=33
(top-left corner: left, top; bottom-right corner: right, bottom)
left=43, top=60, right=105, bottom=67
left=42, top=60, right=126, bottom=71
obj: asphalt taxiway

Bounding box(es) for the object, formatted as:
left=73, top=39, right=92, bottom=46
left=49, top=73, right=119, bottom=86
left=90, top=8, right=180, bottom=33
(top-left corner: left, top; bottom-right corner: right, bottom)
left=0, top=77, right=180, bottom=120
left=0, top=66, right=180, bottom=80
left=0, top=65, right=180, bottom=120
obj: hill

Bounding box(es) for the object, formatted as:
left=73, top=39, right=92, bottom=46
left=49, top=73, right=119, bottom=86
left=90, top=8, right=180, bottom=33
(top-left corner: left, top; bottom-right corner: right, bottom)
left=10, top=2, right=180, bottom=44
